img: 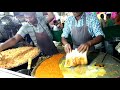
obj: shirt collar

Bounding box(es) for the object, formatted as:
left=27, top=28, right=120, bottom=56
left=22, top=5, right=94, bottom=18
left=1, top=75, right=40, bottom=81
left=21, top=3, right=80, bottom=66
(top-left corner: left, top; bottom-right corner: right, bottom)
left=26, top=20, right=39, bottom=27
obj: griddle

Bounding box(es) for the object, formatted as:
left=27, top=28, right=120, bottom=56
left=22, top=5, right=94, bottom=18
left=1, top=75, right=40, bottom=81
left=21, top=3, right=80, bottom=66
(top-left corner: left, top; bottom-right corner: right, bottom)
left=90, top=52, right=120, bottom=78
left=31, top=51, right=120, bottom=78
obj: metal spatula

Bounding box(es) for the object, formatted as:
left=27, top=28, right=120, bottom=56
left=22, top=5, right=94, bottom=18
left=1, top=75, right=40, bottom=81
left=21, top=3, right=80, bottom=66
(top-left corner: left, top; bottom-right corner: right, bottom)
left=27, top=58, right=32, bottom=75
left=17, top=58, right=32, bottom=75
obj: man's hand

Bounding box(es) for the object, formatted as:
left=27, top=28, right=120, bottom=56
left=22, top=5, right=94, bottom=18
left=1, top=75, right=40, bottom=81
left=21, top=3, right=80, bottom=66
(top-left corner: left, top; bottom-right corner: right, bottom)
left=0, top=43, right=3, bottom=52
left=77, top=42, right=91, bottom=53
left=64, top=43, right=72, bottom=53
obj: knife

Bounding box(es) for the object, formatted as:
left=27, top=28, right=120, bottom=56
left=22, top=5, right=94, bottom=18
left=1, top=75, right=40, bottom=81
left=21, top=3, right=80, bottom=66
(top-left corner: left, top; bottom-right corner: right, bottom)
left=95, top=53, right=108, bottom=67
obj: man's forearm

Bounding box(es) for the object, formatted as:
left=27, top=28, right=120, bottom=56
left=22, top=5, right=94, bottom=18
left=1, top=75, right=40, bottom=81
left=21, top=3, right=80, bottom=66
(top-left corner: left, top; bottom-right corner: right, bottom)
left=62, top=37, right=69, bottom=46
left=0, top=38, right=17, bottom=51
left=86, top=35, right=104, bottom=47
left=47, top=12, right=55, bottom=23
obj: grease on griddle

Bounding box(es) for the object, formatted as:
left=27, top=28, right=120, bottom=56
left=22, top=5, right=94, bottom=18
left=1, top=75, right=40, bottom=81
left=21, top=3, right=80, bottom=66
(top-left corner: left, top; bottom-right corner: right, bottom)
left=95, top=64, right=105, bottom=67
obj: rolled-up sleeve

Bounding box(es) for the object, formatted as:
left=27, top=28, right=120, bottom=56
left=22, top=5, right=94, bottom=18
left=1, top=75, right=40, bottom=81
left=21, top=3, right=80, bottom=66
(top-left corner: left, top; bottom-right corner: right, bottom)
left=91, top=15, right=105, bottom=38
left=61, top=17, right=71, bottom=38
left=17, top=24, right=28, bottom=38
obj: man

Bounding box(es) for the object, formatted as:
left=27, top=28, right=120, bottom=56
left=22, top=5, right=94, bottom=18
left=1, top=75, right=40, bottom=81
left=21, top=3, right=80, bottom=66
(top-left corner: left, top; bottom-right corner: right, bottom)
left=115, top=12, right=120, bottom=25
left=61, top=12, right=105, bottom=53
left=106, top=14, right=115, bottom=27
left=52, top=20, right=59, bottom=31
left=0, top=12, right=58, bottom=56
left=100, top=14, right=106, bottom=28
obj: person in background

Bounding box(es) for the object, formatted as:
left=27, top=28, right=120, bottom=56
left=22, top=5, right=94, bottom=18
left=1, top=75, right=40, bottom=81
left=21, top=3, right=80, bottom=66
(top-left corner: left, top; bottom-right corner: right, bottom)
left=115, top=12, right=120, bottom=25
left=51, top=19, right=63, bottom=31
left=61, top=12, right=105, bottom=53
left=14, top=12, right=25, bottom=23
left=57, top=19, right=64, bottom=30
left=106, top=14, right=115, bottom=27
left=111, top=12, right=117, bottom=20
left=100, top=14, right=106, bottom=28
left=62, top=22, right=64, bottom=28
left=0, top=12, right=59, bottom=56
left=52, top=20, right=59, bottom=31
left=96, top=12, right=106, bottom=20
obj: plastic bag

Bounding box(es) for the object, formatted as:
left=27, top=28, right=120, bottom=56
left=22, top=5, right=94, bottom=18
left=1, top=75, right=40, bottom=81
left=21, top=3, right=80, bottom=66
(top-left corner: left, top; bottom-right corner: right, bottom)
left=115, top=42, right=120, bottom=53
left=64, top=49, right=88, bottom=67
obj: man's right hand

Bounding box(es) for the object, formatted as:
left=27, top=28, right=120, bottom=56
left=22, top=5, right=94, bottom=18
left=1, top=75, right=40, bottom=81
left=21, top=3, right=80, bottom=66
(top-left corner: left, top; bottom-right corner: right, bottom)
left=64, top=43, right=72, bottom=53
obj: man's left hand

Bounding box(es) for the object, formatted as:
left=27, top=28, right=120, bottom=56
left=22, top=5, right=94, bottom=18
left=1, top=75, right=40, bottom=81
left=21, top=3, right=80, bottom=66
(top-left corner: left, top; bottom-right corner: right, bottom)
left=77, top=42, right=91, bottom=53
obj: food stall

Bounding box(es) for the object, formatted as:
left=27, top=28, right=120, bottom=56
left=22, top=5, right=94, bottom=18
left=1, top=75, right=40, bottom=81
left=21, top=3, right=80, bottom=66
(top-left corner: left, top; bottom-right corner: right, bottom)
left=1, top=28, right=120, bottom=78
left=1, top=12, right=120, bottom=78
left=0, top=29, right=120, bottom=78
